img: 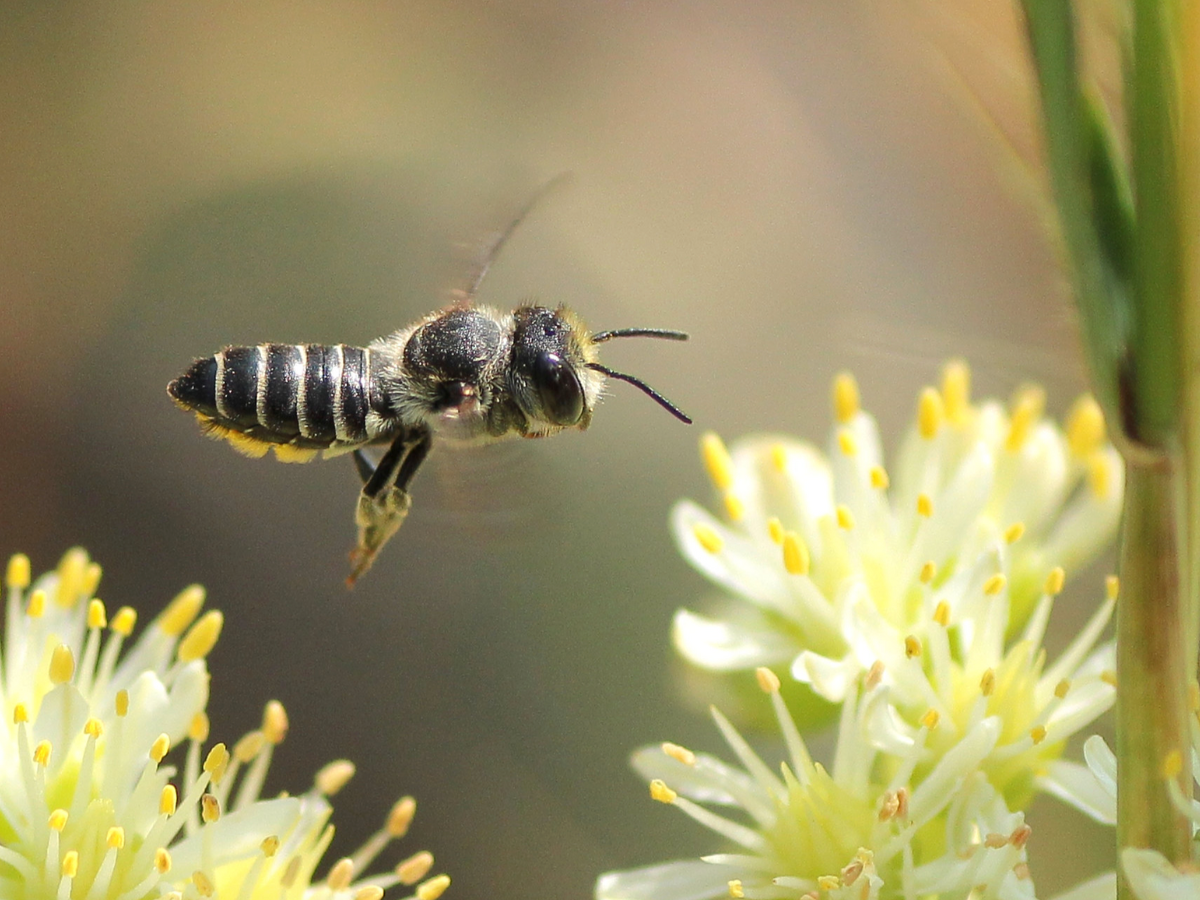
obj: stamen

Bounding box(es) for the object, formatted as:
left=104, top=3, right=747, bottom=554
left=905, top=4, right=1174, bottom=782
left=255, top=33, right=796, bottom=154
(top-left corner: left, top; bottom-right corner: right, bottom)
left=1106, top=575, right=1120, bottom=600
left=755, top=667, right=781, bottom=693
left=649, top=780, right=677, bottom=803
left=723, top=493, right=745, bottom=522
left=662, top=742, right=697, bottom=766
left=1087, top=454, right=1112, bottom=499
left=869, top=466, right=889, bottom=489
left=150, top=734, right=171, bottom=764
left=27, top=590, right=45, bottom=618
left=1066, top=395, right=1105, bottom=457
left=837, top=431, right=858, bottom=456
left=201, top=794, right=220, bottom=823
left=841, top=858, right=864, bottom=886
left=61, top=852, right=78, bottom=878
left=193, top=870, right=215, bottom=897
left=903, top=636, right=921, bottom=659
left=156, top=848, right=172, bottom=874
left=728, top=880, right=745, bottom=899
left=832, top=372, right=860, bottom=423
left=920, top=709, right=939, bottom=729
left=979, top=669, right=995, bottom=697
left=1054, top=679, right=1071, bottom=699
left=160, top=585, right=205, bottom=637
left=107, top=827, right=125, bottom=850
left=203, top=744, right=229, bottom=783
left=49, top=645, right=75, bottom=684
left=396, top=852, right=434, bottom=885
left=388, top=796, right=417, bottom=837
left=1044, top=568, right=1065, bottom=596
left=836, top=505, right=855, bottom=530
left=234, top=731, right=265, bottom=763
left=82, top=561, right=102, bottom=597
left=700, top=433, right=734, bottom=491
left=6, top=553, right=30, bottom=590
left=941, top=359, right=971, bottom=425
left=416, top=874, right=451, bottom=900
left=1005, top=385, right=1045, bottom=452
left=917, top=388, right=944, bottom=439
left=48, top=809, right=68, bottom=831
left=1004, top=522, right=1025, bottom=544
left=178, top=610, right=223, bottom=662
left=983, top=574, right=1006, bottom=596
left=1102, top=670, right=1117, bottom=687
left=766, top=518, right=784, bottom=544
left=111, top=606, right=137, bottom=636
left=984, top=833, right=1007, bottom=849
left=1162, top=750, right=1184, bottom=779
left=327, top=858, right=355, bottom=891
left=356, top=888, right=385, bottom=900
left=781, top=532, right=809, bottom=576
left=865, top=661, right=885, bottom=690
left=261, top=836, right=280, bottom=856
left=55, top=549, right=89, bottom=607
left=1011, top=825, right=1032, bottom=849
left=920, top=562, right=937, bottom=585
left=189, top=712, right=210, bottom=741
left=769, top=444, right=789, bottom=473
left=1030, top=726, right=1047, bottom=745
left=316, top=760, right=356, bottom=795
left=87, top=599, right=107, bottom=629
left=916, top=494, right=933, bottom=518
left=932, top=602, right=949, bottom=626
left=692, top=523, right=724, bottom=554
left=160, top=785, right=178, bottom=815
left=13, top=704, right=28, bottom=724
left=818, top=875, right=839, bottom=890
left=262, top=701, right=289, bottom=743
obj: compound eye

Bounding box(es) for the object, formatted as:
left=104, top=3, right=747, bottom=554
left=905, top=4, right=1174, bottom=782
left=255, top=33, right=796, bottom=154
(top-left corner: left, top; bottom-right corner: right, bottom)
left=533, top=352, right=584, bottom=425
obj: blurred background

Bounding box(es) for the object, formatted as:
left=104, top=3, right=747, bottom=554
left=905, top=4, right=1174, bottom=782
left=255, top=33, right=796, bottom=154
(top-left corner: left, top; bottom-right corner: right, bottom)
left=0, top=2, right=1115, bottom=897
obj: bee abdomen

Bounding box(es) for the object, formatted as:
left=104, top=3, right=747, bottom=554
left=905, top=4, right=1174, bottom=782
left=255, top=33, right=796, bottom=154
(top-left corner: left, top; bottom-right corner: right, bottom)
left=169, top=343, right=377, bottom=452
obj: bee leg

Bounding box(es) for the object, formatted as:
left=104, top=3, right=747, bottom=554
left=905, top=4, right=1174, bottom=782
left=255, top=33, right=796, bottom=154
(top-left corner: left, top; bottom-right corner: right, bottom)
left=352, top=449, right=375, bottom=485
left=347, top=429, right=431, bottom=586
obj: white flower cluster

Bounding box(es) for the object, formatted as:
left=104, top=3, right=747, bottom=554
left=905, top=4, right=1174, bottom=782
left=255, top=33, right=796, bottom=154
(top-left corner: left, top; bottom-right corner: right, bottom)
left=0, top=548, right=449, bottom=900
left=599, top=362, right=1124, bottom=900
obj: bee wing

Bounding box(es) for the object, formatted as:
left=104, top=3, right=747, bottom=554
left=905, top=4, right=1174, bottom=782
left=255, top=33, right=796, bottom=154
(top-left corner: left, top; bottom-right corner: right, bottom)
left=449, top=173, right=574, bottom=309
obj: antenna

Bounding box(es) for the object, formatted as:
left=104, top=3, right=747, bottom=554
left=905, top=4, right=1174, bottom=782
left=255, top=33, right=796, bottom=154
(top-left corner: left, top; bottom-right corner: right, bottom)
left=587, top=362, right=692, bottom=424
left=591, top=327, right=689, bottom=343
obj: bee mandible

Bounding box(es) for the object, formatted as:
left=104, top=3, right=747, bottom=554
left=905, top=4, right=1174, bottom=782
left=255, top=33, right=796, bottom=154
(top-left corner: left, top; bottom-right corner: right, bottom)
left=167, top=182, right=691, bottom=584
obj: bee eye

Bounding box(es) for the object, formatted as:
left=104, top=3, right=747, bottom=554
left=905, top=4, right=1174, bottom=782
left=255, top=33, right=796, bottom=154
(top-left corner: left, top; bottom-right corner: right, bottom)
left=533, top=352, right=584, bottom=425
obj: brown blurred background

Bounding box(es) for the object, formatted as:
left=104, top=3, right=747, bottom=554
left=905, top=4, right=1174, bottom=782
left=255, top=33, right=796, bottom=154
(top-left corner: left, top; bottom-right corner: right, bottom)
left=0, top=2, right=1113, bottom=897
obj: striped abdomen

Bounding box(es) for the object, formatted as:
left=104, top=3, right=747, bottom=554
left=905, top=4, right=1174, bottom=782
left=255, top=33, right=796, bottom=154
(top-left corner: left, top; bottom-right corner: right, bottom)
left=168, top=343, right=389, bottom=462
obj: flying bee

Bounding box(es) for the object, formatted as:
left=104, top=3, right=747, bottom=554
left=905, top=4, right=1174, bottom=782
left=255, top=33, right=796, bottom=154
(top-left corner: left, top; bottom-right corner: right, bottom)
left=167, top=183, right=691, bottom=584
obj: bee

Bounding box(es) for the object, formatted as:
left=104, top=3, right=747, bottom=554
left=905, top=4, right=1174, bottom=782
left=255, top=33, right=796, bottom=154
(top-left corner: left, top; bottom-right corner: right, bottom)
left=167, top=183, right=691, bottom=584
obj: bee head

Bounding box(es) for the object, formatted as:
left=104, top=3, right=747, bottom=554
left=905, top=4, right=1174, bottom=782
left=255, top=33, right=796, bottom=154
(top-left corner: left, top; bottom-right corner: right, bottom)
left=509, top=305, right=692, bottom=432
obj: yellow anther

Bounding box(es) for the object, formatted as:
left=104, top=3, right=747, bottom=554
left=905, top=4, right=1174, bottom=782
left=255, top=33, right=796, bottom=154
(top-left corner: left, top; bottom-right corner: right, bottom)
left=316, top=760, right=356, bottom=795
left=755, top=667, right=781, bottom=693
left=1066, top=394, right=1105, bottom=457
left=1030, top=725, right=1048, bottom=745
left=388, top=796, right=417, bottom=837
left=878, top=791, right=901, bottom=822
left=865, top=660, right=885, bottom=690
left=416, top=874, right=451, bottom=900
left=107, top=826, right=125, bottom=850
left=328, top=858, right=355, bottom=891
left=770, top=444, right=788, bottom=472
left=1004, top=522, right=1025, bottom=544
left=397, top=851, right=435, bottom=885
left=700, top=433, right=734, bottom=491
left=86, top=599, right=107, bottom=630
left=917, top=387, right=944, bottom=439
left=1087, top=453, right=1112, bottom=499
left=692, top=523, right=724, bottom=555
left=356, top=888, right=386, bottom=900
left=48, top=809, right=68, bottom=831
left=6, top=554, right=30, bottom=590
left=82, top=562, right=102, bottom=597
left=920, top=561, right=937, bottom=585
left=160, top=785, right=178, bottom=815
left=150, top=734, right=171, bottom=764
left=941, top=359, right=971, bottom=425
left=1106, top=575, right=1120, bottom=600
left=920, top=709, right=940, bottom=730
left=1162, top=749, right=1184, bottom=779
left=649, top=779, right=677, bottom=803
left=49, top=645, right=74, bottom=685
left=766, top=517, right=784, bottom=545
left=837, top=430, right=858, bottom=457
left=61, top=851, right=79, bottom=879
left=201, top=793, right=220, bottom=823
left=836, top=505, right=855, bottom=530
left=234, top=730, right=266, bottom=763
left=781, top=532, right=809, bottom=576
left=27, top=590, right=45, bottom=618
left=818, top=875, right=840, bottom=891
left=984, top=832, right=1008, bottom=849
left=261, top=836, right=280, bottom=857
left=841, top=859, right=864, bottom=887
left=932, top=601, right=950, bottom=626
left=1101, top=670, right=1117, bottom=687
left=728, top=880, right=746, bottom=899
left=979, top=669, right=995, bottom=697
left=178, top=610, right=223, bottom=662
left=1011, top=825, right=1032, bottom=849
left=983, top=574, right=1006, bottom=596
left=915, top=494, right=933, bottom=518
left=189, top=711, right=210, bottom=742
left=84, top=718, right=103, bottom=738
left=662, top=742, right=697, bottom=766
left=111, top=606, right=137, bottom=636
left=261, top=700, right=288, bottom=743
left=1005, top=385, right=1046, bottom=452
left=1055, top=679, right=1071, bottom=699
left=203, top=743, right=229, bottom=783
left=903, top=636, right=921, bottom=659
left=869, top=466, right=889, bottom=490
left=281, top=858, right=301, bottom=889
left=723, top=493, right=745, bottom=522
left=160, top=585, right=205, bottom=637
left=13, top=703, right=28, bottom=724
left=193, top=870, right=215, bottom=898
left=55, top=548, right=89, bottom=607
left=832, top=371, right=860, bottom=423
left=155, top=848, right=172, bottom=874
left=1044, top=567, right=1065, bottom=596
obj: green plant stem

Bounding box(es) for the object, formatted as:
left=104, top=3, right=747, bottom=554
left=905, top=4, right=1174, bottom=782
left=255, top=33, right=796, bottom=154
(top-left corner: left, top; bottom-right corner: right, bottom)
left=1116, top=455, right=1192, bottom=897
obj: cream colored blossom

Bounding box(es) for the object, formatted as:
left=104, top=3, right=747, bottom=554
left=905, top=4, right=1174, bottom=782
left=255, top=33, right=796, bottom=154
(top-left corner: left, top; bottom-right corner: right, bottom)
left=0, top=549, right=448, bottom=900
